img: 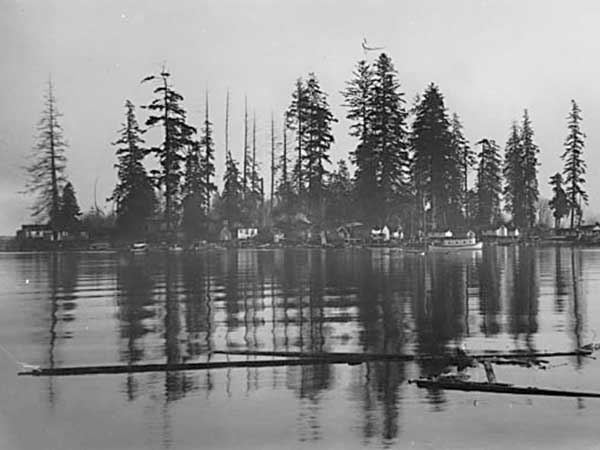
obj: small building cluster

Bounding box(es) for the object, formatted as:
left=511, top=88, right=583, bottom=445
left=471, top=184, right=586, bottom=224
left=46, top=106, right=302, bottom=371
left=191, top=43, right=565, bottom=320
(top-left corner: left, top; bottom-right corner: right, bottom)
left=16, top=224, right=89, bottom=249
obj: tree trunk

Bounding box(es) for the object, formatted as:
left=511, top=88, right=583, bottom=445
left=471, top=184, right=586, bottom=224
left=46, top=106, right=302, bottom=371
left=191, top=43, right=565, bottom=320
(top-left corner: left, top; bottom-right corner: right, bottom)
left=243, top=96, right=248, bottom=193
left=163, top=75, right=171, bottom=233
left=270, top=114, right=275, bottom=205
left=205, top=91, right=211, bottom=214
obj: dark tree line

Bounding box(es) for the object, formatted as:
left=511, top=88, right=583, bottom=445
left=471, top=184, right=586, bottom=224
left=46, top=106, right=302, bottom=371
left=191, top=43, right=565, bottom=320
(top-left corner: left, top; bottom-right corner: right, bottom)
left=26, top=63, right=589, bottom=241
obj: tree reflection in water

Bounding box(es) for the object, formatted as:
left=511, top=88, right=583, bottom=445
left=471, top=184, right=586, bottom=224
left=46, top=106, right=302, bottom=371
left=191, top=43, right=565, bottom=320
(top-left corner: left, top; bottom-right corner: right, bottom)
left=26, top=246, right=571, bottom=447
left=478, top=247, right=501, bottom=336
left=507, top=246, right=539, bottom=351
left=116, top=257, right=155, bottom=400
left=46, top=252, right=79, bottom=407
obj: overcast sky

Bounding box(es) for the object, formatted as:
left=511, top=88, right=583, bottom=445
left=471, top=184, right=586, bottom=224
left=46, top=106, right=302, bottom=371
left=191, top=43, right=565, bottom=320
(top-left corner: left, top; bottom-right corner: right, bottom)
left=2, top=0, right=600, bottom=234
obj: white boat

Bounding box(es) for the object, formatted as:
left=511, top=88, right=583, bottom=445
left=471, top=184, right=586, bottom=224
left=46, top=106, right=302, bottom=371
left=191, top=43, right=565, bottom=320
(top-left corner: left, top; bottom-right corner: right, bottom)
left=428, top=236, right=483, bottom=251
left=130, top=242, right=148, bottom=254
left=168, top=244, right=184, bottom=253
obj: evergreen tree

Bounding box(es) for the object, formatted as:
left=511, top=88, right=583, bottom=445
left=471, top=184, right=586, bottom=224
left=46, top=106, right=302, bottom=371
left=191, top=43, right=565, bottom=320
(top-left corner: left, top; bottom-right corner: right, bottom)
left=549, top=172, right=569, bottom=228
left=475, top=139, right=502, bottom=227
left=370, top=54, right=410, bottom=221
left=239, top=113, right=263, bottom=224
left=270, top=114, right=276, bottom=204
left=285, top=74, right=335, bottom=220
left=326, top=159, right=354, bottom=225
left=220, top=153, right=244, bottom=225
left=221, top=90, right=244, bottom=225
left=411, top=83, right=462, bottom=231
left=503, top=122, right=523, bottom=226
left=450, top=113, right=475, bottom=220
left=276, top=119, right=295, bottom=212
left=286, top=78, right=310, bottom=198
left=280, top=116, right=289, bottom=192
left=58, top=181, right=81, bottom=231
left=242, top=96, right=250, bottom=193
left=520, top=110, right=540, bottom=228
left=465, top=188, right=478, bottom=225
left=110, top=100, right=156, bottom=235
left=561, top=99, right=587, bottom=228
left=303, top=73, right=336, bottom=220
left=25, top=79, right=67, bottom=227
left=200, top=92, right=217, bottom=213
left=248, top=113, right=263, bottom=200
left=142, top=69, right=196, bottom=233
left=342, top=60, right=377, bottom=220
left=182, top=141, right=206, bottom=239
left=342, top=54, right=409, bottom=224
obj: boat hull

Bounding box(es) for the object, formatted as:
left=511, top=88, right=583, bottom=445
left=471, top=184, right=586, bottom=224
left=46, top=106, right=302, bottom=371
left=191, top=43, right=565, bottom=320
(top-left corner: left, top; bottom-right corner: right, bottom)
left=429, top=242, right=483, bottom=251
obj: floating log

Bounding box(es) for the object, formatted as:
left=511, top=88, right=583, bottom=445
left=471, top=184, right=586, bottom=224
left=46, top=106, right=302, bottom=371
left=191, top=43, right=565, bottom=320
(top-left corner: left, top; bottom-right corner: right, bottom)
left=409, top=378, right=600, bottom=398
left=18, top=349, right=594, bottom=377
left=18, top=357, right=362, bottom=377
left=213, top=349, right=592, bottom=362
left=213, top=350, right=416, bottom=361
left=485, top=357, right=549, bottom=367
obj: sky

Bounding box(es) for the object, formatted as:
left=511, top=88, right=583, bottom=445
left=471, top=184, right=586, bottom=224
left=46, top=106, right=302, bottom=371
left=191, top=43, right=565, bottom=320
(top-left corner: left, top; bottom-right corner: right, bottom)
left=2, top=0, right=600, bottom=234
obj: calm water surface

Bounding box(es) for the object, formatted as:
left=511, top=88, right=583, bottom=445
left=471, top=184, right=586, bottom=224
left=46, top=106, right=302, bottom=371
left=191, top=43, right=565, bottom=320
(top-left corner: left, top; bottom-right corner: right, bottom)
left=1, top=246, right=599, bottom=449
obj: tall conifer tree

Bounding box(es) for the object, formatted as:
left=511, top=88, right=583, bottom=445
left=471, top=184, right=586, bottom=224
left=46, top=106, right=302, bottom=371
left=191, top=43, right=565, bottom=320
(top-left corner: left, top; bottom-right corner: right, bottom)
left=142, top=69, right=196, bottom=232
left=371, top=54, right=410, bottom=220
left=411, top=83, right=461, bottom=230
left=475, top=139, right=502, bottom=227
left=520, top=109, right=540, bottom=228
left=561, top=99, right=587, bottom=228
left=286, top=74, right=335, bottom=220
left=342, top=60, right=377, bottom=220
left=270, top=113, right=276, bottom=204
left=276, top=117, right=294, bottom=210
left=326, top=159, right=353, bottom=224
left=450, top=113, right=474, bottom=220
left=221, top=154, right=244, bottom=225
left=503, top=122, right=523, bottom=225
left=110, top=100, right=156, bottom=235
left=342, top=54, right=409, bottom=224
left=304, top=73, right=336, bottom=219
left=58, top=181, right=81, bottom=231
left=200, top=91, right=217, bottom=213
left=182, top=141, right=205, bottom=238
left=286, top=78, right=310, bottom=197
left=549, top=172, right=569, bottom=228
left=242, top=96, right=249, bottom=193
left=25, top=79, right=68, bottom=227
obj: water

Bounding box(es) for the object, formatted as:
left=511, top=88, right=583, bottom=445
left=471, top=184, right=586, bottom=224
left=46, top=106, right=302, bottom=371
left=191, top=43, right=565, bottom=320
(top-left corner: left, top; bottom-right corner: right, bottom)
left=0, top=246, right=599, bottom=449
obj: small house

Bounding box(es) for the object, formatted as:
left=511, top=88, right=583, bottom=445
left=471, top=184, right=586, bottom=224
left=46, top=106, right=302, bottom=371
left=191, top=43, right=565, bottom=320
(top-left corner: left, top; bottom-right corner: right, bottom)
left=273, top=230, right=285, bottom=244
left=17, top=224, right=54, bottom=240
left=237, top=227, right=258, bottom=240
left=579, top=223, right=600, bottom=236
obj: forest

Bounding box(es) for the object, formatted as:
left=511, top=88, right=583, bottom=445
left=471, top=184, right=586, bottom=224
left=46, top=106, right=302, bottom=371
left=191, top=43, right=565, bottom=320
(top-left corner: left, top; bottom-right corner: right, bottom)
left=25, top=53, right=588, bottom=242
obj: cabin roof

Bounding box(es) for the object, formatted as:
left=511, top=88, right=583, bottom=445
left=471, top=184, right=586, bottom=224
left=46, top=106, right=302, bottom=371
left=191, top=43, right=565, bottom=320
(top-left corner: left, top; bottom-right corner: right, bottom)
left=20, top=224, right=52, bottom=231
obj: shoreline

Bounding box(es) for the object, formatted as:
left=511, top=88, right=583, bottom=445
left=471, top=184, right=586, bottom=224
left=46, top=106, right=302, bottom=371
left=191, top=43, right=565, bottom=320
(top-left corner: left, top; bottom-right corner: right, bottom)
left=3, top=240, right=600, bottom=254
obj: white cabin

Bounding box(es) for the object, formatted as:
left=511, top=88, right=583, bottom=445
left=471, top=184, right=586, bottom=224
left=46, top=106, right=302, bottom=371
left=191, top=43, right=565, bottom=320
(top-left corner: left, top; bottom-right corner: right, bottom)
left=237, top=228, right=258, bottom=240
